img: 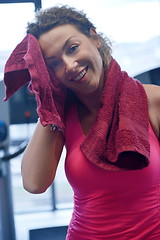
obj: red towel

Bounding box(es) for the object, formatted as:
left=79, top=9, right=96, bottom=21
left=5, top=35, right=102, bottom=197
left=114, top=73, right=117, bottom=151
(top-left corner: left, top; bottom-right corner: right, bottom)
left=3, top=34, right=150, bottom=170
left=4, top=34, right=67, bottom=130
left=81, top=58, right=150, bottom=170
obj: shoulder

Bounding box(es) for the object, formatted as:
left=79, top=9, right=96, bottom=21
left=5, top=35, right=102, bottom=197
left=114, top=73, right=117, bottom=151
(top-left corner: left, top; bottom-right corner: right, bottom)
left=143, top=84, right=160, bottom=139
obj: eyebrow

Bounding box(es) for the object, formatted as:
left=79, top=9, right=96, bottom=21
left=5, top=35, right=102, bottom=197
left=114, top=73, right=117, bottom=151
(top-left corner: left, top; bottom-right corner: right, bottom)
left=44, top=36, right=75, bottom=61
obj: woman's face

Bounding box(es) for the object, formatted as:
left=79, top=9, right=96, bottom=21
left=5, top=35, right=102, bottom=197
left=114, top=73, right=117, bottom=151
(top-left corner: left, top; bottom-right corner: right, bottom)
left=38, top=24, right=104, bottom=96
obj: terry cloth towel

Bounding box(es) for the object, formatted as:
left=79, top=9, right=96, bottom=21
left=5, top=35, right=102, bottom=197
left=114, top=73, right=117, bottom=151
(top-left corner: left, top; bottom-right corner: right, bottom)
left=80, top=58, right=150, bottom=170
left=4, top=33, right=67, bottom=131
left=3, top=34, right=150, bottom=170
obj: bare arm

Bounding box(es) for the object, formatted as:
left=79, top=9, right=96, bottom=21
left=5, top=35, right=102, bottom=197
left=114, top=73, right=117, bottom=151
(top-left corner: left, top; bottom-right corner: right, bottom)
left=21, top=122, right=64, bottom=194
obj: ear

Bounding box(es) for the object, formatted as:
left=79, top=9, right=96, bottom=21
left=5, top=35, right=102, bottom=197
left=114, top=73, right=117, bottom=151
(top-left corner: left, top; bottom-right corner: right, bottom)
left=89, top=28, right=101, bottom=48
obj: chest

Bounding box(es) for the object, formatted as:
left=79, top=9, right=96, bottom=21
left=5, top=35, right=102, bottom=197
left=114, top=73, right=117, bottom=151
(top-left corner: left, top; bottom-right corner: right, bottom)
left=77, top=104, right=98, bottom=135
left=65, top=117, right=160, bottom=196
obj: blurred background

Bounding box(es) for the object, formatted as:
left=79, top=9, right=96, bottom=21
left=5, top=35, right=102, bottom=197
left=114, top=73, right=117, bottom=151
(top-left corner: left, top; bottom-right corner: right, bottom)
left=0, top=0, right=160, bottom=240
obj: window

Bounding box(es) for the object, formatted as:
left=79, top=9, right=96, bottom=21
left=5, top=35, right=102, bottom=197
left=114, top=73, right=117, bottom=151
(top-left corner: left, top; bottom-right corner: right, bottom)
left=0, top=3, right=35, bottom=79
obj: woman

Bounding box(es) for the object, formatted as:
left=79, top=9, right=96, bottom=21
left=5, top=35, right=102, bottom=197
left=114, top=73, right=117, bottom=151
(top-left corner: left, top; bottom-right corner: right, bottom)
left=9, top=5, right=160, bottom=239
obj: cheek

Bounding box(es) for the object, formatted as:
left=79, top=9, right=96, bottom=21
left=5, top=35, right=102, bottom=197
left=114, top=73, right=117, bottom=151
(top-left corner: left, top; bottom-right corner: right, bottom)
left=88, top=43, right=103, bottom=66
left=92, top=50, right=103, bottom=74
left=53, top=67, right=66, bottom=83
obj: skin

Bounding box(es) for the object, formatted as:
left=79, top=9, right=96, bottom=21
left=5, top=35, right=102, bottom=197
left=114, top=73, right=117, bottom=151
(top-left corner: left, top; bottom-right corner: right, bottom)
left=143, top=84, right=160, bottom=138
left=21, top=24, right=160, bottom=194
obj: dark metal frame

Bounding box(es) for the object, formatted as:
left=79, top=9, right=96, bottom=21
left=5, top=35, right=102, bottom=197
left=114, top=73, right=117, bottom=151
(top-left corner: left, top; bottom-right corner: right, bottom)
left=0, top=0, right=42, bottom=11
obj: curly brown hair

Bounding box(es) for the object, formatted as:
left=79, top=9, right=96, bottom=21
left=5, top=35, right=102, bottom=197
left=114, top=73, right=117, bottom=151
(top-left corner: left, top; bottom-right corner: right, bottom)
left=27, top=5, right=112, bottom=67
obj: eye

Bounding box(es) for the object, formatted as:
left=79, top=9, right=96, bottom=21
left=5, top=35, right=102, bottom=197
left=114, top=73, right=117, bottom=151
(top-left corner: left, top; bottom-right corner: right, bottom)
left=68, top=44, right=79, bottom=54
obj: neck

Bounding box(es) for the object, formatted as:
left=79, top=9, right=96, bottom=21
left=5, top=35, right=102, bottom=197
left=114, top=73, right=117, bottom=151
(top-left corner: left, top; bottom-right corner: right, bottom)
left=76, top=71, right=105, bottom=114
left=77, top=92, right=101, bottom=115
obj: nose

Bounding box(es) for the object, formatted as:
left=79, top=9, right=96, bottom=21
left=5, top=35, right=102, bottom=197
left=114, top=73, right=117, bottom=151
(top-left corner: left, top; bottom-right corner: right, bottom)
left=63, top=57, right=78, bottom=74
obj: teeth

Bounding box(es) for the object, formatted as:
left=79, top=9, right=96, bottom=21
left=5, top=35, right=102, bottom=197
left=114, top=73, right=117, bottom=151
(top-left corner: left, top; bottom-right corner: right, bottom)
left=73, top=69, right=87, bottom=81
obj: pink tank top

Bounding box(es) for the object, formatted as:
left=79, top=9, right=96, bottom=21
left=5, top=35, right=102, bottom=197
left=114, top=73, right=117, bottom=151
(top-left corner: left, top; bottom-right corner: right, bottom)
left=65, top=104, right=160, bottom=240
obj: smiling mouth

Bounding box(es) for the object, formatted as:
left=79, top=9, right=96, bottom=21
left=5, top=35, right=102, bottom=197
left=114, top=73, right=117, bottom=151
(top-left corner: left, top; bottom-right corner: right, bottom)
left=72, top=67, right=88, bottom=82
